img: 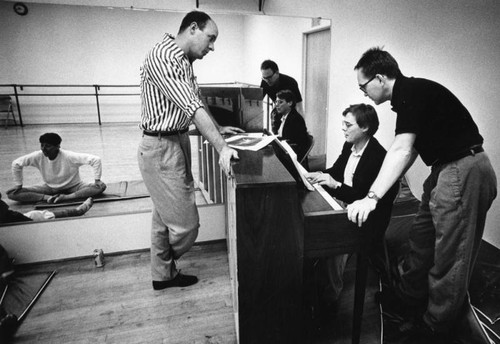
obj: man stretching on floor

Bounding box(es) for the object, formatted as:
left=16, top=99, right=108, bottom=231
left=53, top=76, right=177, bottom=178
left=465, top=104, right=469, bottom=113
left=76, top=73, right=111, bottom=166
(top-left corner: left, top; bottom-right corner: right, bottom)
left=7, top=133, right=106, bottom=204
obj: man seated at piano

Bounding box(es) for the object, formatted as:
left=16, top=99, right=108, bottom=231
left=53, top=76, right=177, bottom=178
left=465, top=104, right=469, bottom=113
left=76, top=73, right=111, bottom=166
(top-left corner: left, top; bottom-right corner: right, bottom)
left=305, top=103, right=399, bottom=323
left=271, top=89, right=310, bottom=167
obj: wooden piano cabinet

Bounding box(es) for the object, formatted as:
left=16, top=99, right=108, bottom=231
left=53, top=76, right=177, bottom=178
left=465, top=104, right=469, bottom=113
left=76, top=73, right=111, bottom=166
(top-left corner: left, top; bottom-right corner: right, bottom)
left=226, top=148, right=305, bottom=344
left=226, top=144, right=369, bottom=344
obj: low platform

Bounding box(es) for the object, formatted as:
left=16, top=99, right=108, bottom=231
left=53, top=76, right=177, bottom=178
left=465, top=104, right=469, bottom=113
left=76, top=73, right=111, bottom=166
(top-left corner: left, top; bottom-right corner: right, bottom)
left=1, top=181, right=226, bottom=264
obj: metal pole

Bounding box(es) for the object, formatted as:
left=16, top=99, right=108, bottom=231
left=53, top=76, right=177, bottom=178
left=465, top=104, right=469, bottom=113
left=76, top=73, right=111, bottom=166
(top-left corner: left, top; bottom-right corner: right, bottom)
left=94, top=85, right=102, bottom=125
left=0, top=285, right=8, bottom=306
left=13, top=85, right=23, bottom=127
left=18, top=270, right=57, bottom=323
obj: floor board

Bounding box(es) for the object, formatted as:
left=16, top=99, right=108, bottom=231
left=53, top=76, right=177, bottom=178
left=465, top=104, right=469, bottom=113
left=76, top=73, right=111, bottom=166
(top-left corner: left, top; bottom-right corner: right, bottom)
left=6, top=243, right=382, bottom=344
left=11, top=243, right=237, bottom=344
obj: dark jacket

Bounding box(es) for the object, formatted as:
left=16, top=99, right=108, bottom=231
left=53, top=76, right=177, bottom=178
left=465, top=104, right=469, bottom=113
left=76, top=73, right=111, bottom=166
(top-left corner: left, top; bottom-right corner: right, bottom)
left=324, top=138, right=399, bottom=255
left=272, top=108, right=309, bottom=162
left=0, top=200, right=31, bottom=224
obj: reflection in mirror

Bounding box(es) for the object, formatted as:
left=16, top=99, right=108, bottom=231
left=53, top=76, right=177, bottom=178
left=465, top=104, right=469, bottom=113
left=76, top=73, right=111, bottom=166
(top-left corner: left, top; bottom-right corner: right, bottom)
left=0, top=2, right=331, bottom=216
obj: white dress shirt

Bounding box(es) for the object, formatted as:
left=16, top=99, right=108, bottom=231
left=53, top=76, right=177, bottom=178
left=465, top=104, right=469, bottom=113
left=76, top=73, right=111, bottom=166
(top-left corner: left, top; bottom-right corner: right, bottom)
left=343, top=139, right=370, bottom=187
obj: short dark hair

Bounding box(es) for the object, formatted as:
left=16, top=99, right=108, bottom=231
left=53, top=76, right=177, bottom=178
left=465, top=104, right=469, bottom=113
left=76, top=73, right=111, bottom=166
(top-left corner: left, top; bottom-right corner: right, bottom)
left=354, top=47, right=401, bottom=79
left=342, top=104, right=379, bottom=136
left=39, top=133, right=62, bottom=146
left=178, top=11, right=212, bottom=34
left=261, top=60, right=279, bottom=73
left=276, top=89, right=296, bottom=107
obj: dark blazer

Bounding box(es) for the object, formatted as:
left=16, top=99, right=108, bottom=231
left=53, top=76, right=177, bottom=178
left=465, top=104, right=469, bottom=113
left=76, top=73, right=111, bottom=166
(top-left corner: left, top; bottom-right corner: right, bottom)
left=324, top=138, right=399, bottom=256
left=272, top=108, right=309, bottom=162
left=0, top=200, right=31, bottom=224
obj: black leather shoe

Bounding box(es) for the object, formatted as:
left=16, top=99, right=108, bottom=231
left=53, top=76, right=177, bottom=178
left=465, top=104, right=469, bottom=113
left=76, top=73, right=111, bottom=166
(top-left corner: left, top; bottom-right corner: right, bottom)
left=0, top=313, right=18, bottom=341
left=152, top=272, right=198, bottom=290
left=451, top=296, right=492, bottom=344
left=387, top=318, right=450, bottom=344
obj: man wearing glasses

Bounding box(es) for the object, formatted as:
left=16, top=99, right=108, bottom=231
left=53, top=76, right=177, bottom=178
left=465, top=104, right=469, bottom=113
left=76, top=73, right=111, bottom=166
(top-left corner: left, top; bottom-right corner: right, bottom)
left=347, top=47, right=497, bottom=342
left=260, top=59, right=304, bottom=115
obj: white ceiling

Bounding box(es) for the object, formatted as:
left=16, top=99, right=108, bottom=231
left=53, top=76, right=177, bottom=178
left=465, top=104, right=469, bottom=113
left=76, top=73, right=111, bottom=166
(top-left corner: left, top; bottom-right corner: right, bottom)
left=4, top=0, right=266, bottom=15
left=2, top=0, right=332, bottom=18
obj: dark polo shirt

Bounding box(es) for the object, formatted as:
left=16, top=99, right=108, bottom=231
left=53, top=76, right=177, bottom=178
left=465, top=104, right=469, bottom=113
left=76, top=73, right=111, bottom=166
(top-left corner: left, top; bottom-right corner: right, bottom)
left=260, top=73, right=303, bottom=103
left=391, top=75, right=483, bottom=166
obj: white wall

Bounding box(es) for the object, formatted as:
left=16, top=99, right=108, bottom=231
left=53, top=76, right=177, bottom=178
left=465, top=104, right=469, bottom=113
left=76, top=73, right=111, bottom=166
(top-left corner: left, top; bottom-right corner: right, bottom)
left=0, top=2, right=311, bottom=124
left=239, top=15, right=311, bottom=87
left=0, top=205, right=226, bottom=264
left=325, top=0, right=500, bottom=247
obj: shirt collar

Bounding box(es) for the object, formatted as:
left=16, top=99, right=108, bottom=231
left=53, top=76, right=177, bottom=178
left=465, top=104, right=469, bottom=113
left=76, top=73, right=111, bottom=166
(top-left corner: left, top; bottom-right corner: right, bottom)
left=351, top=138, right=370, bottom=157
left=163, top=33, right=188, bottom=61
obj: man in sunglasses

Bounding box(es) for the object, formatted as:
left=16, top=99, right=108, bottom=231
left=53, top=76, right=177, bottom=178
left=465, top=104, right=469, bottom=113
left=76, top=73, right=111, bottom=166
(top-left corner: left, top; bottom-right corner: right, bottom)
left=347, top=47, right=497, bottom=342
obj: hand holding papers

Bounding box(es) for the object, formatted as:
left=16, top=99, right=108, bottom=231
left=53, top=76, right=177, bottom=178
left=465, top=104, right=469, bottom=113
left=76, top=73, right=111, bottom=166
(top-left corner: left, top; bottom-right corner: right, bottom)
left=225, top=133, right=277, bottom=151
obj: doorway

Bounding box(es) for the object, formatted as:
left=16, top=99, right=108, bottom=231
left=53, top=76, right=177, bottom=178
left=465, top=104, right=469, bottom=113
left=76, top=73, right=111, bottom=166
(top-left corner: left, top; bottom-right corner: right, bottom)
left=303, top=25, right=331, bottom=170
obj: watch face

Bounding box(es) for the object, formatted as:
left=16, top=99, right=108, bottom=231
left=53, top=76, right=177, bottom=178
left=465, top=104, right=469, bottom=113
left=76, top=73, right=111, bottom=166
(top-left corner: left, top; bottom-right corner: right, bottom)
left=13, top=2, right=28, bottom=16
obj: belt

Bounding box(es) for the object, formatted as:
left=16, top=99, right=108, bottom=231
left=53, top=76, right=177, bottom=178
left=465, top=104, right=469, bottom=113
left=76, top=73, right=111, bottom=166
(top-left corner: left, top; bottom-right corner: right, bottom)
left=433, top=145, right=484, bottom=166
left=143, top=128, right=188, bottom=137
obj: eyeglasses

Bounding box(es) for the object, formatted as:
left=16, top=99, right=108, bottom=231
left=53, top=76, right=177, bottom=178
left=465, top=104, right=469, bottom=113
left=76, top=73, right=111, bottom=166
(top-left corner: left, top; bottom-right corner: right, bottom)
left=262, top=71, right=276, bottom=81
left=359, top=75, right=377, bottom=92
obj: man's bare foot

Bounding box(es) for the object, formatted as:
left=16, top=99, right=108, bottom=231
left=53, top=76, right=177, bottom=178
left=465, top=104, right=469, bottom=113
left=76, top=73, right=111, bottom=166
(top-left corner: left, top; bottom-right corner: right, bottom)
left=47, top=194, right=60, bottom=203
left=47, top=194, right=68, bottom=203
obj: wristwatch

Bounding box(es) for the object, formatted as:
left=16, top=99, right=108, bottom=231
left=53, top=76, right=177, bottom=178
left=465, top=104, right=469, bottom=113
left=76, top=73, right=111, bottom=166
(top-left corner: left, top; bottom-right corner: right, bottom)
left=367, top=191, right=380, bottom=202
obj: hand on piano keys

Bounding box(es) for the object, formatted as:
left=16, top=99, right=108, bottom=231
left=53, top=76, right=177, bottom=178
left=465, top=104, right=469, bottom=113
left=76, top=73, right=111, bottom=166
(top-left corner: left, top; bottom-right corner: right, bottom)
left=305, top=172, right=341, bottom=190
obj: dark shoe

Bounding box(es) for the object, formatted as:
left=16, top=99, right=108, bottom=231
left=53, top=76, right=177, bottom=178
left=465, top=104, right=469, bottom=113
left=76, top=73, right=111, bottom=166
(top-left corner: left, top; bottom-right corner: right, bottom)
left=451, top=297, right=492, bottom=344
left=318, top=301, right=339, bottom=335
left=152, top=272, right=198, bottom=290
left=376, top=286, right=427, bottom=321
left=387, top=318, right=450, bottom=344
left=0, top=313, right=18, bottom=341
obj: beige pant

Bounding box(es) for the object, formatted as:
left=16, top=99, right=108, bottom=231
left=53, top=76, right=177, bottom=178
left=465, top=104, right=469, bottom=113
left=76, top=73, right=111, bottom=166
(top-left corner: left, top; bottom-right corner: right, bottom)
left=137, top=133, right=199, bottom=281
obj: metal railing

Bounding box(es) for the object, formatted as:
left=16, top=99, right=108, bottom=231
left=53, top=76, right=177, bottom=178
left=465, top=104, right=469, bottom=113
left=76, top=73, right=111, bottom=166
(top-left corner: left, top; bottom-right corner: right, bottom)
left=0, top=83, right=274, bottom=128
left=0, top=84, right=140, bottom=126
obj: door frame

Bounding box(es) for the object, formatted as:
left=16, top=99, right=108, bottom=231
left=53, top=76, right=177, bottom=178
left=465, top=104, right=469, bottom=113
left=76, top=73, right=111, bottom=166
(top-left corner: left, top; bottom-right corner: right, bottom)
left=302, top=24, right=331, bottom=167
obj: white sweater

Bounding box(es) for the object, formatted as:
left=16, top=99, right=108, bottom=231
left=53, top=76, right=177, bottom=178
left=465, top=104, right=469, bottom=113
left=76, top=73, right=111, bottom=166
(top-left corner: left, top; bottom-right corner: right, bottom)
left=12, top=149, right=102, bottom=189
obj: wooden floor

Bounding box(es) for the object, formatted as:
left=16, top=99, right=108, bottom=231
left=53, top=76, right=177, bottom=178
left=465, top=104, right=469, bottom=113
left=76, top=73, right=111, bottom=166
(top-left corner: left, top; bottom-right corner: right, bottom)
left=11, top=243, right=237, bottom=344
left=9, top=242, right=382, bottom=344
left=1, top=124, right=382, bottom=343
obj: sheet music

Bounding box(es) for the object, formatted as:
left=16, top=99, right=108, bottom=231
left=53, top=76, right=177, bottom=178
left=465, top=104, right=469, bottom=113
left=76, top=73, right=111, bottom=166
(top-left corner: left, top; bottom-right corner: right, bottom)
left=279, top=140, right=343, bottom=210
left=279, top=141, right=315, bottom=191
left=225, top=133, right=277, bottom=151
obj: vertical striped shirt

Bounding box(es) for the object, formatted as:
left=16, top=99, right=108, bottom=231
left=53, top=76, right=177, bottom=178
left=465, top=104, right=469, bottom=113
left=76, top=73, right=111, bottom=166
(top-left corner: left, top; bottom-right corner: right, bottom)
left=139, top=33, right=204, bottom=131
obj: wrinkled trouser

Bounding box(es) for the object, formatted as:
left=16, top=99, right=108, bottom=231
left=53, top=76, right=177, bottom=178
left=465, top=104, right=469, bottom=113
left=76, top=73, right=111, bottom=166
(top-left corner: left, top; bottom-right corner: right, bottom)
left=399, top=152, right=497, bottom=332
left=138, top=133, right=199, bottom=282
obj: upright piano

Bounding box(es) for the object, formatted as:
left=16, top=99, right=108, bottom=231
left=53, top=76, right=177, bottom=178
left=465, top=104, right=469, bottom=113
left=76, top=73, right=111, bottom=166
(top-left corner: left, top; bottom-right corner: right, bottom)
left=225, top=140, right=370, bottom=344
left=195, top=83, right=369, bottom=344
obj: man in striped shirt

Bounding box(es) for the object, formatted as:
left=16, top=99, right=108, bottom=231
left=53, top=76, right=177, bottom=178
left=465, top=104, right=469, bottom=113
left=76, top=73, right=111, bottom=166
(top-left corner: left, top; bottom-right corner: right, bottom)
left=138, top=11, right=243, bottom=290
